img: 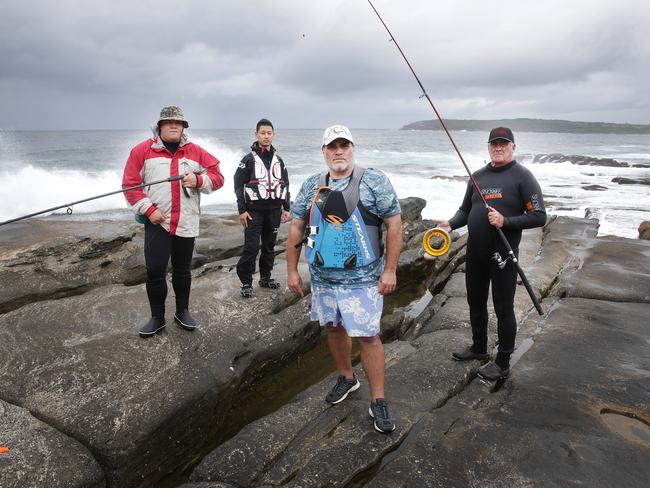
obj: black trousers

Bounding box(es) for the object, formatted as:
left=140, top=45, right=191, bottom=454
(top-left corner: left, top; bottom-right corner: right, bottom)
left=236, top=207, right=281, bottom=285
left=144, top=222, right=195, bottom=318
left=465, top=253, right=518, bottom=368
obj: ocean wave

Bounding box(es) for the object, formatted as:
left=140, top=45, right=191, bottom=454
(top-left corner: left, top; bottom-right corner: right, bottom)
left=0, top=137, right=247, bottom=222
left=2, top=130, right=649, bottom=238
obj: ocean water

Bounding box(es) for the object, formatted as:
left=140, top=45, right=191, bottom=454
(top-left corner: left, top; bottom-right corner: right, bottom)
left=0, top=129, right=649, bottom=238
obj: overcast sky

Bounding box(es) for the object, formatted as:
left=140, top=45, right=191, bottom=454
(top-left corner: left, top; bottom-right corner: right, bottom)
left=2, top=0, right=649, bottom=130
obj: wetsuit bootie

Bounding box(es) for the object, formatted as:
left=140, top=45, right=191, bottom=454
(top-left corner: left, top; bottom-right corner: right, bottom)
left=174, top=309, right=197, bottom=331
left=139, top=317, right=166, bottom=338
left=477, top=361, right=510, bottom=381
left=452, top=346, right=489, bottom=361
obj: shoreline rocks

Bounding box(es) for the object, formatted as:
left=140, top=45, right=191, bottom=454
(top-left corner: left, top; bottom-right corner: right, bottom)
left=187, top=215, right=650, bottom=487
left=640, top=221, right=650, bottom=240
left=0, top=198, right=434, bottom=487
left=520, top=153, right=629, bottom=167
left=612, top=176, right=650, bottom=186
left=2, top=205, right=649, bottom=487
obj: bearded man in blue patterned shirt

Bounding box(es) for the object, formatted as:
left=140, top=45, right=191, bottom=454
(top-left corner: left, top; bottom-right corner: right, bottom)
left=287, top=125, right=403, bottom=433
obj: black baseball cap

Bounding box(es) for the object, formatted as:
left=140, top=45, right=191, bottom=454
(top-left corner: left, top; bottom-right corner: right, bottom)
left=488, top=127, right=515, bottom=143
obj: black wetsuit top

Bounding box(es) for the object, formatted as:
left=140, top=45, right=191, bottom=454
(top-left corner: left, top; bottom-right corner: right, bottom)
left=448, top=160, right=546, bottom=259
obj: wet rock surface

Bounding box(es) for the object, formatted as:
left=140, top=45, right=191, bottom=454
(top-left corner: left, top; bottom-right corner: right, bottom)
left=0, top=215, right=266, bottom=314
left=0, top=399, right=104, bottom=487
left=2, top=206, right=649, bottom=487
left=0, top=255, right=318, bottom=487
left=368, top=298, right=650, bottom=488
left=612, top=176, right=650, bottom=185
left=582, top=184, right=608, bottom=191
left=520, top=153, right=630, bottom=167
left=190, top=216, right=650, bottom=487
left=0, top=198, right=432, bottom=487
left=640, top=221, right=650, bottom=240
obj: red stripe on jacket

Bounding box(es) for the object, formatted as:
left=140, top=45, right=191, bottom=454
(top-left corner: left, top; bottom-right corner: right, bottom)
left=122, top=140, right=151, bottom=206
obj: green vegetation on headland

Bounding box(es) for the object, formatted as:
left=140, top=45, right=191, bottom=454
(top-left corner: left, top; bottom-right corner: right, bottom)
left=401, top=118, right=650, bottom=134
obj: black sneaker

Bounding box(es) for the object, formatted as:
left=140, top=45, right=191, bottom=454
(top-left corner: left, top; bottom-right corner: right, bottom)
left=325, top=374, right=360, bottom=404
left=241, top=284, right=253, bottom=298
left=477, top=361, right=510, bottom=381
left=452, top=346, right=490, bottom=361
left=259, top=277, right=281, bottom=289
left=139, top=317, right=166, bottom=337
left=369, top=398, right=396, bottom=433
left=174, top=309, right=197, bottom=331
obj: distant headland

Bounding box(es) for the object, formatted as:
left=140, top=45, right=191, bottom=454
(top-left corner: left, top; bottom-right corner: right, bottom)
left=401, top=118, right=650, bottom=134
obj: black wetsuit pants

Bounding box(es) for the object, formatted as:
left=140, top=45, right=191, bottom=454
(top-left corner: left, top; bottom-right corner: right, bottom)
left=144, top=221, right=195, bottom=318
left=236, top=207, right=281, bottom=286
left=465, top=253, right=518, bottom=368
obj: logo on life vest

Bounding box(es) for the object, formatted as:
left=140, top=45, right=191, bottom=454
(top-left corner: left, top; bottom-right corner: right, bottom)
left=326, top=214, right=343, bottom=229
left=351, top=214, right=372, bottom=260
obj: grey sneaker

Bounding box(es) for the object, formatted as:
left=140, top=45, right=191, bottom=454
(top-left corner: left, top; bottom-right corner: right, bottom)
left=477, top=361, right=510, bottom=381
left=369, top=398, right=396, bottom=433
left=325, top=374, right=360, bottom=404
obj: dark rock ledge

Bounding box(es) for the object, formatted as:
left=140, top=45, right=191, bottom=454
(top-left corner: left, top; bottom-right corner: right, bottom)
left=0, top=198, right=439, bottom=487
left=188, top=216, right=650, bottom=488
left=2, top=202, right=649, bottom=488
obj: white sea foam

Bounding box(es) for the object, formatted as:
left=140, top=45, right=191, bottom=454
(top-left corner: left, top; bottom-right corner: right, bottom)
left=1, top=166, right=126, bottom=221
left=0, top=137, right=246, bottom=222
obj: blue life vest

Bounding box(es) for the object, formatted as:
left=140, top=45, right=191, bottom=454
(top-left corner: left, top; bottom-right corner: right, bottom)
left=305, top=167, right=383, bottom=269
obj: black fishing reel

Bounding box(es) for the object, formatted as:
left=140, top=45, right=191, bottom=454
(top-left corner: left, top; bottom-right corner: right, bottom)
left=492, top=252, right=511, bottom=270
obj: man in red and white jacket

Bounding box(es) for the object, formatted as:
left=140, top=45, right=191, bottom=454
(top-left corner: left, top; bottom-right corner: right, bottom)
left=122, top=106, right=224, bottom=337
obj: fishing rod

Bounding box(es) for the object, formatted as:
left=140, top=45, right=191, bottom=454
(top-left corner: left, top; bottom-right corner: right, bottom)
left=0, top=175, right=184, bottom=227
left=366, top=0, right=543, bottom=315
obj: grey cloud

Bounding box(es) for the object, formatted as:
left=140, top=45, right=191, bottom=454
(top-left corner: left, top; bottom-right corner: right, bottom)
left=1, top=0, right=648, bottom=129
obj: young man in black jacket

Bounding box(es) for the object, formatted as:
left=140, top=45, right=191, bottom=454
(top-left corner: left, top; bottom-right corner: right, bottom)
left=438, top=127, right=546, bottom=381
left=234, top=118, right=291, bottom=298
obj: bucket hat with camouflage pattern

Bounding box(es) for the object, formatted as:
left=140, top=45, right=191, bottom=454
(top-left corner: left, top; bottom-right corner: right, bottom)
left=157, top=105, right=189, bottom=128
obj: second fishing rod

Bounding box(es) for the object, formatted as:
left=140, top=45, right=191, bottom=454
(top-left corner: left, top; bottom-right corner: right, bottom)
left=365, top=0, right=544, bottom=316
left=0, top=175, right=186, bottom=227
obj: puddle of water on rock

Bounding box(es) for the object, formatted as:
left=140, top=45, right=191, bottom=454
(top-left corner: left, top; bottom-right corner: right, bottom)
left=486, top=337, right=535, bottom=393
left=404, top=290, right=433, bottom=320
left=508, top=337, right=535, bottom=368
left=600, top=409, right=650, bottom=447
left=382, top=268, right=429, bottom=317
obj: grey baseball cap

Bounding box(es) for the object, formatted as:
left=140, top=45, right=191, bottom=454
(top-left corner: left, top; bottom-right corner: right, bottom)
left=157, top=106, right=189, bottom=128
left=322, top=125, right=354, bottom=146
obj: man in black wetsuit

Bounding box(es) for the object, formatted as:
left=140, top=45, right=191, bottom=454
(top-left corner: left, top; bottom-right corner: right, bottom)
left=438, top=127, right=546, bottom=381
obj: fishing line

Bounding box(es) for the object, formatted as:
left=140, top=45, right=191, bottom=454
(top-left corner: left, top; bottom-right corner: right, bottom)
left=365, top=0, right=543, bottom=315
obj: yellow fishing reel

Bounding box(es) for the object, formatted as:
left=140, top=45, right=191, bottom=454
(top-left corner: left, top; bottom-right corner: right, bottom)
left=422, top=227, right=451, bottom=257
